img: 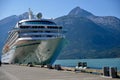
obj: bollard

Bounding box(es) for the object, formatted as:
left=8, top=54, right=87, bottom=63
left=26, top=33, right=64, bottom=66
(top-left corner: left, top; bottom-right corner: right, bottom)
left=55, top=64, right=62, bottom=70
left=27, top=62, right=33, bottom=67
left=40, top=65, right=44, bottom=68
left=82, top=62, right=87, bottom=67
left=109, top=67, right=117, bottom=78
left=78, top=62, right=82, bottom=67
left=0, top=61, right=1, bottom=67
left=47, top=64, right=53, bottom=69
left=103, top=67, right=109, bottom=77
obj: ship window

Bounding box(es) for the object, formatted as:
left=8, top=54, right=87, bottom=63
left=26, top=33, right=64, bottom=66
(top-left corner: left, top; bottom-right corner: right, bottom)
left=47, top=35, right=52, bottom=37
left=33, top=31, right=38, bottom=32
left=31, top=26, right=45, bottom=28
left=45, top=31, right=50, bottom=33
left=47, top=26, right=63, bottom=29
left=20, top=26, right=30, bottom=28
left=59, top=27, right=62, bottom=29
left=21, top=21, right=56, bottom=25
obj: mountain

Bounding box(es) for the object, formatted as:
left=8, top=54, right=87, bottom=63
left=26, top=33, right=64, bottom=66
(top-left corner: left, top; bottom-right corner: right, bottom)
left=88, top=16, right=120, bottom=32
left=68, top=6, right=94, bottom=17
left=54, top=7, right=120, bottom=59
left=0, top=7, right=120, bottom=59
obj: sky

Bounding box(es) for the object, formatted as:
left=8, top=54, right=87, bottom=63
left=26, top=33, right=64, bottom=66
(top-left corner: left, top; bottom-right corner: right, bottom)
left=0, top=0, right=120, bottom=20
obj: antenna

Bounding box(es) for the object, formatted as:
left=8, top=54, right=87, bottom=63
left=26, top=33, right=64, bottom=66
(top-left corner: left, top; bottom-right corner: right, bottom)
left=28, top=8, right=33, bottom=19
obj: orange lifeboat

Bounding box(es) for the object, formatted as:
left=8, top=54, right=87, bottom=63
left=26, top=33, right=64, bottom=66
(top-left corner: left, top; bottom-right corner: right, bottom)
left=5, top=45, right=9, bottom=52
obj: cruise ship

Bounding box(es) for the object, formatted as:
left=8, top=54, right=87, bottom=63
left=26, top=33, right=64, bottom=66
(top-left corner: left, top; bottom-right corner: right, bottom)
left=2, top=9, right=65, bottom=65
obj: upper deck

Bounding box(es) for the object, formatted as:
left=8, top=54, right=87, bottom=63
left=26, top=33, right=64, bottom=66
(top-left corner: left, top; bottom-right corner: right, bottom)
left=16, top=19, right=57, bottom=28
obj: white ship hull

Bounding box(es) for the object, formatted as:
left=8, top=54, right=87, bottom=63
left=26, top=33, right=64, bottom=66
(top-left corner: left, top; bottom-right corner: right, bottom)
left=2, top=38, right=64, bottom=65
left=2, top=12, right=66, bottom=65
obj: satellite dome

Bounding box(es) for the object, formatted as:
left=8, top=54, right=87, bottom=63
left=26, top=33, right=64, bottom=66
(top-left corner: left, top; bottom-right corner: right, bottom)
left=36, top=12, right=42, bottom=19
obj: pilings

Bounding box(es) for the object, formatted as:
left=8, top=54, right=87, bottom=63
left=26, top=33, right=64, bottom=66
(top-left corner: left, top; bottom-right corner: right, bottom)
left=103, top=66, right=118, bottom=78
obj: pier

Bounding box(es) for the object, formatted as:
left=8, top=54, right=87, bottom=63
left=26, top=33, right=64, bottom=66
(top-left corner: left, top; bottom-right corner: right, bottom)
left=0, top=64, right=120, bottom=80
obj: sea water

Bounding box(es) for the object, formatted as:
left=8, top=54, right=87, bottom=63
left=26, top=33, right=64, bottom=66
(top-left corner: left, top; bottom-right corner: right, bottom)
left=54, top=58, right=120, bottom=71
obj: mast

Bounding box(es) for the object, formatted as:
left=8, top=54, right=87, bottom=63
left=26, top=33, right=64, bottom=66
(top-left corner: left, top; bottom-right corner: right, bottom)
left=28, top=8, right=33, bottom=19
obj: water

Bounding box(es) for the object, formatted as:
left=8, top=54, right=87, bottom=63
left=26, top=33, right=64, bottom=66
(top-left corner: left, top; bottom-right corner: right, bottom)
left=54, top=58, right=120, bottom=71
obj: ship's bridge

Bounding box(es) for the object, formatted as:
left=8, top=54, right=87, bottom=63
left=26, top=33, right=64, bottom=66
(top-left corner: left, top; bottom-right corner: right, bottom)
left=15, top=19, right=57, bottom=28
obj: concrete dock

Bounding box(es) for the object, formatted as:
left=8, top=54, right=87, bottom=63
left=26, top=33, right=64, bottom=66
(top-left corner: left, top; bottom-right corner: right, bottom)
left=0, top=65, right=119, bottom=80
